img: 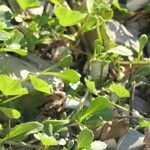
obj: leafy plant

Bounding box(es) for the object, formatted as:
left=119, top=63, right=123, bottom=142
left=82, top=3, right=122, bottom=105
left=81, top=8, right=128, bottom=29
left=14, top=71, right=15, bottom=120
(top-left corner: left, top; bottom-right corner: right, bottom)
left=0, top=0, right=149, bottom=149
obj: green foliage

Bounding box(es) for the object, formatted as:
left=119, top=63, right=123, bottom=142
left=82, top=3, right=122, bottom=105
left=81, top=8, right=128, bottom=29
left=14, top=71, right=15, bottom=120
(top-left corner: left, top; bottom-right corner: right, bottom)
left=0, top=124, right=2, bottom=130
left=34, top=133, right=58, bottom=146
left=78, top=96, right=111, bottom=122
left=0, top=107, right=21, bottom=119
left=16, top=0, right=40, bottom=10
left=0, top=0, right=149, bottom=149
left=139, top=34, right=148, bottom=51
left=30, top=75, right=52, bottom=94
left=0, top=48, right=27, bottom=56
left=54, top=5, right=86, bottom=26
left=140, top=120, right=150, bottom=127
left=108, top=83, right=130, bottom=98
left=0, top=5, right=12, bottom=28
left=2, top=122, right=43, bottom=142
left=85, top=78, right=98, bottom=94
left=81, top=16, right=97, bottom=33
left=46, top=69, right=81, bottom=83
left=0, top=74, right=28, bottom=96
left=77, top=128, right=94, bottom=149
left=107, top=46, right=133, bottom=56
left=43, top=119, right=69, bottom=134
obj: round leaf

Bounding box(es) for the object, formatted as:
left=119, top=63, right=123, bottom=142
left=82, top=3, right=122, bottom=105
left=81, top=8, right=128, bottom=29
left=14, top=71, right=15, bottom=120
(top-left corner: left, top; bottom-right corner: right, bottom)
left=0, top=107, right=21, bottom=119
left=30, top=75, right=52, bottom=94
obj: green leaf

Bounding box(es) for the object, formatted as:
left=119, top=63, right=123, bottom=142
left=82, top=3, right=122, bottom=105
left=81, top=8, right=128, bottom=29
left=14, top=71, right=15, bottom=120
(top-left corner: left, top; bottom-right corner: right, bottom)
left=54, top=5, right=86, bottom=26
left=0, top=124, right=3, bottom=130
left=91, top=141, right=107, bottom=150
left=43, top=119, right=69, bottom=134
left=140, top=120, right=150, bottom=127
left=79, top=96, right=111, bottom=122
left=85, top=115, right=103, bottom=127
left=85, top=78, right=97, bottom=94
left=0, top=48, right=27, bottom=56
left=0, top=74, right=28, bottom=96
left=108, top=83, right=130, bottom=98
left=50, top=0, right=63, bottom=5
left=55, top=55, right=73, bottom=68
left=77, top=128, right=94, bottom=149
left=44, top=55, right=73, bottom=72
left=0, top=5, right=12, bottom=28
left=34, top=133, right=58, bottom=146
left=3, top=122, right=43, bottom=142
left=47, top=69, right=81, bottom=83
left=0, top=30, right=11, bottom=41
left=139, top=34, right=148, bottom=51
left=5, top=29, right=24, bottom=48
left=86, top=0, right=95, bottom=13
left=134, top=65, right=150, bottom=78
left=81, top=16, right=97, bottom=32
left=107, top=46, right=133, bottom=56
left=98, top=108, right=113, bottom=121
left=112, top=1, right=129, bottom=13
left=16, top=0, right=40, bottom=10
left=0, top=107, right=21, bottom=119
left=30, top=75, right=52, bottom=94
left=98, top=4, right=113, bottom=20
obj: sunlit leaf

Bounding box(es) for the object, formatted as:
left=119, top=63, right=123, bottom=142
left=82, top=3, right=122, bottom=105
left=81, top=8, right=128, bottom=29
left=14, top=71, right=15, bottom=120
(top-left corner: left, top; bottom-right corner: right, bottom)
left=77, top=128, right=94, bottom=149
left=16, top=0, right=40, bottom=10
left=0, top=107, right=21, bottom=119
left=0, top=48, right=27, bottom=56
left=108, top=83, right=130, bottom=98
left=79, top=96, right=111, bottom=122
left=85, top=78, right=97, bottom=94
left=46, top=69, right=81, bottom=83
left=54, top=5, right=86, bottom=26
left=81, top=16, right=97, bottom=32
left=0, top=124, right=2, bottom=130
left=140, top=120, right=150, bottom=127
left=139, top=34, right=148, bottom=51
left=107, top=46, right=133, bottom=56
left=0, top=74, right=28, bottom=96
left=30, top=75, right=52, bottom=94
left=50, top=0, right=63, bottom=5
left=3, top=122, right=43, bottom=142
left=34, top=133, right=58, bottom=146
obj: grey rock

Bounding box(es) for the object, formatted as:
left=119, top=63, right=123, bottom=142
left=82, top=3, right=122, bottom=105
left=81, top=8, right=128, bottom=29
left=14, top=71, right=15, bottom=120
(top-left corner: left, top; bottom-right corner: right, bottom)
left=133, top=96, right=150, bottom=114
left=144, top=127, right=150, bottom=149
left=64, top=97, right=90, bottom=109
left=117, top=129, right=145, bottom=150
left=127, top=0, right=150, bottom=11
left=85, top=19, right=139, bottom=52
left=106, top=20, right=140, bottom=51
left=104, top=138, right=117, bottom=150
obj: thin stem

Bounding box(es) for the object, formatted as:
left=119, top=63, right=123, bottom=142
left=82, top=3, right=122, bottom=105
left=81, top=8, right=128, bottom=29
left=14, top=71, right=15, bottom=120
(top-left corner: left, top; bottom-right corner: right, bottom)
left=2, top=95, right=23, bottom=104
left=129, top=81, right=136, bottom=125
left=8, top=119, right=12, bottom=150
left=118, top=60, right=150, bottom=65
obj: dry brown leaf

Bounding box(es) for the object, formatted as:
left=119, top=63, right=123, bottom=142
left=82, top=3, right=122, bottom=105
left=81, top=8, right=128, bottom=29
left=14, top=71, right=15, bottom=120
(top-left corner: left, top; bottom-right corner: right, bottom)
left=144, top=127, right=150, bottom=150
left=92, top=117, right=129, bottom=141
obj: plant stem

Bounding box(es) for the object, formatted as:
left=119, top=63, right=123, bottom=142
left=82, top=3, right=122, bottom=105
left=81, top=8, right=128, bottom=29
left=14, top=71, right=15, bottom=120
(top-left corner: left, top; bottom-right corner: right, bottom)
left=118, top=60, right=150, bottom=65
left=129, top=81, right=136, bottom=125
left=2, top=95, right=23, bottom=104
